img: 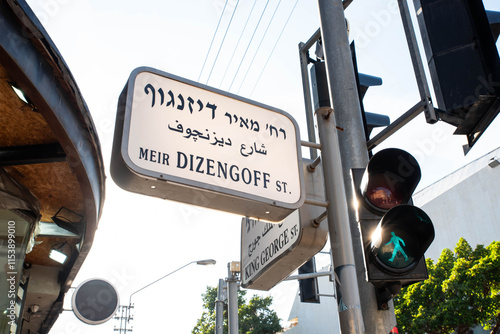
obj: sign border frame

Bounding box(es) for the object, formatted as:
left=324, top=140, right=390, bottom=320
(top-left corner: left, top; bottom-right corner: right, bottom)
left=111, top=66, right=305, bottom=221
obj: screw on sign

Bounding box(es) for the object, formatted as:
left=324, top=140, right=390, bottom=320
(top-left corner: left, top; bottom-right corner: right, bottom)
left=71, top=279, right=119, bottom=325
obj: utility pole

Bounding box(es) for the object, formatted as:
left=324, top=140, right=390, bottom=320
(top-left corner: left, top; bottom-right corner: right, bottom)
left=316, top=0, right=396, bottom=333
left=113, top=305, right=132, bottom=333
left=215, top=279, right=226, bottom=334
left=227, top=262, right=240, bottom=334
left=315, top=104, right=364, bottom=333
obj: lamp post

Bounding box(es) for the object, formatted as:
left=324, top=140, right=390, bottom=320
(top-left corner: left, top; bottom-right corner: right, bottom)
left=114, top=259, right=216, bottom=333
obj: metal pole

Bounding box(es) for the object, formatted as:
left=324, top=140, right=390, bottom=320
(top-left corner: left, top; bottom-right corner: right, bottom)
left=215, top=279, right=225, bottom=334
left=367, top=100, right=426, bottom=151
left=316, top=0, right=397, bottom=333
left=128, top=261, right=195, bottom=306
left=285, top=270, right=332, bottom=281
left=299, top=41, right=318, bottom=159
left=315, top=106, right=364, bottom=334
left=120, top=304, right=127, bottom=334
left=121, top=261, right=197, bottom=333
left=227, top=264, right=239, bottom=334
left=397, top=0, right=437, bottom=124
left=121, top=260, right=215, bottom=333
left=125, top=304, right=133, bottom=333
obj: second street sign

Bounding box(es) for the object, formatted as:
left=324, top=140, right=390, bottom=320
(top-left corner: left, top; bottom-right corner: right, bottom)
left=241, top=159, right=328, bottom=290
left=111, top=67, right=305, bottom=221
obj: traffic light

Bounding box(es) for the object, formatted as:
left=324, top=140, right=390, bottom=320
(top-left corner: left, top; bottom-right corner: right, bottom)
left=414, top=0, right=500, bottom=152
left=310, top=42, right=389, bottom=139
left=298, top=258, right=320, bottom=303
left=352, top=148, right=435, bottom=309
left=349, top=42, right=390, bottom=141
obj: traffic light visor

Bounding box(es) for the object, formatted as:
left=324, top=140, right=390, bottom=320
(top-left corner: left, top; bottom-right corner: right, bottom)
left=360, top=149, right=421, bottom=212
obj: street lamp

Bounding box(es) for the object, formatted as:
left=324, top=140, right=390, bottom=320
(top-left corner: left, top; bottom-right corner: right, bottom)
left=116, top=259, right=216, bottom=333
left=128, top=259, right=216, bottom=306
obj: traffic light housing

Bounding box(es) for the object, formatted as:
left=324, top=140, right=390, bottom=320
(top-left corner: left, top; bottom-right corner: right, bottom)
left=310, top=42, right=389, bottom=138
left=352, top=148, right=435, bottom=309
left=298, top=258, right=320, bottom=303
left=414, top=0, right=500, bottom=152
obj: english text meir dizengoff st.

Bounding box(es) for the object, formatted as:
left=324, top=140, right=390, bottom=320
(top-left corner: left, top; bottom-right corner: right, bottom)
left=138, top=147, right=291, bottom=191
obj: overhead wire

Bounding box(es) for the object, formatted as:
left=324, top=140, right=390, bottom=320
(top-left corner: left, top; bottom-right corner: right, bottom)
left=218, top=0, right=258, bottom=89
left=197, top=0, right=230, bottom=82
left=249, top=0, right=300, bottom=97
left=205, top=0, right=241, bottom=85
left=228, top=0, right=271, bottom=92
left=236, top=0, right=284, bottom=95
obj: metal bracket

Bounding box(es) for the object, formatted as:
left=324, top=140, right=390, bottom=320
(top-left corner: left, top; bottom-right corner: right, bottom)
left=398, top=0, right=438, bottom=124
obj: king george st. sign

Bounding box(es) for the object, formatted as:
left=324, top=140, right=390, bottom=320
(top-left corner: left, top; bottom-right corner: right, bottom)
left=111, top=67, right=304, bottom=221
left=241, top=159, right=328, bottom=290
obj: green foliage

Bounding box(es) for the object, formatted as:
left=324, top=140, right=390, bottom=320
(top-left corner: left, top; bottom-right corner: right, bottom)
left=192, top=286, right=281, bottom=334
left=192, top=286, right=219, bottom=333
left=239, top=295, right=281, bottom=334
left=394, top=238, right=500, bottom=334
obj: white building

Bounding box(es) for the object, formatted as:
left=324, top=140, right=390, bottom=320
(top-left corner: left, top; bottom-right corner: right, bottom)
left=284, top=147, right=500, bottom=333
left=413, top=146, right=500, bottom=260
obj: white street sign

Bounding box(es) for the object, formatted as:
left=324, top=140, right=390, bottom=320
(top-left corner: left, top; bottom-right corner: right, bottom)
left=111, top=67, right=305, bottom=221
left=241, top=159, right=328, bottom=290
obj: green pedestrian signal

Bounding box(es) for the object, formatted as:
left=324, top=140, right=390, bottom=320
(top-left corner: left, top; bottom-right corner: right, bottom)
left=387, top=232, right=409, bottom=263
left=379, top=230, right=412, bottom=268
left=352, top=148, right=435, bottom=310
left=370, top=204, right=433, bottom=274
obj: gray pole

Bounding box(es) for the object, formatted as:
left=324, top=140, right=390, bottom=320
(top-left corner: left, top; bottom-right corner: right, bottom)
left=299, top=41, right=318, bottom=159
left=316, top=0, right=396, bottom=333
left=227, top=264, right=239, bottom=334
left=315, top=106, right=364, bottom=333
left=215, top=279, right=225, bottom=334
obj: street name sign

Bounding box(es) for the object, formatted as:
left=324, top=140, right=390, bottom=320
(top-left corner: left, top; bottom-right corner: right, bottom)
left=111, top=67, right=305, bottom=221
left=241, top=159, right=328, bottom=290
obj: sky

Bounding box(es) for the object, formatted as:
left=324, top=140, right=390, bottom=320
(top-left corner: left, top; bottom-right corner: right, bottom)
left=25, top=0, right=500, bottom=333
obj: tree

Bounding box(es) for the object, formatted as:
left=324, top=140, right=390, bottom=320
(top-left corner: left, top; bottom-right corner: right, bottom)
left=192, top=286, right=282, bottom=334
left=394, top=238, right=500, bottom=334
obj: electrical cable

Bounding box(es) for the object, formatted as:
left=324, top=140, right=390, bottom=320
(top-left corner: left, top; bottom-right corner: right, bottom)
left=249, top=0, right=300, bottom=97
left=236, top=0, right=284, bottom=94
left=197, top=0, right=229, bottom=82
left=228, top=0, right=271, bottom=92
left=219, top=0, right=258, bottom=89
left=206, top=0, right=241, bottom=85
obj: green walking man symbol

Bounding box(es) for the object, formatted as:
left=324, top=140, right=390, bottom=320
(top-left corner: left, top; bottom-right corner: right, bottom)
left=386, top=232, right=408, bottom=262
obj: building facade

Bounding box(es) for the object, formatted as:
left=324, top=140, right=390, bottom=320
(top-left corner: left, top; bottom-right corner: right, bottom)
left=0, top=1, right=105, bottom=333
